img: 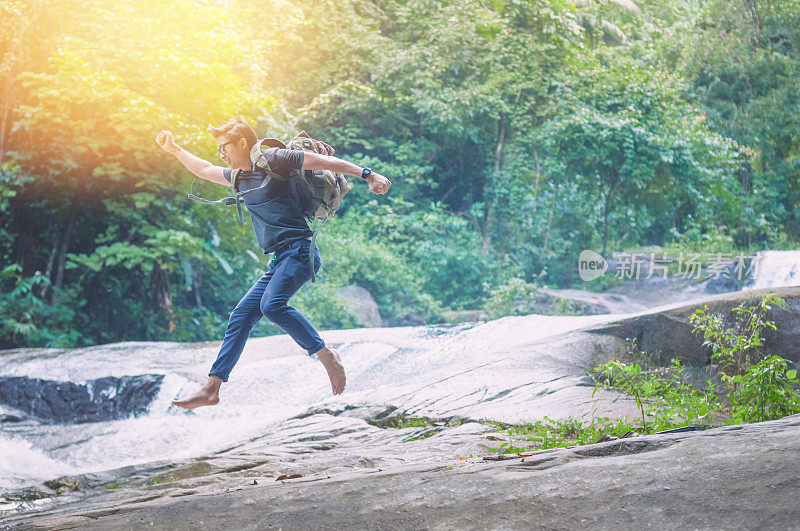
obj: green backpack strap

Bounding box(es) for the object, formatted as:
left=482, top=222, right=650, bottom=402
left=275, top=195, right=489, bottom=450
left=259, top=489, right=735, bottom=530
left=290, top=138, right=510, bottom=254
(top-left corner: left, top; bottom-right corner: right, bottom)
left=187, top=144, right=293, bottom=226
left=232, top=166, right=290, bottom=225
left=187, top=193, right=237, bottom=206
left=231, top=169, right=244, bottom=225
left=308, top=223, right=322, bottom=283
left=307, top=208, right=334, bottom=283
left=187, top=174, right=242, bottom=223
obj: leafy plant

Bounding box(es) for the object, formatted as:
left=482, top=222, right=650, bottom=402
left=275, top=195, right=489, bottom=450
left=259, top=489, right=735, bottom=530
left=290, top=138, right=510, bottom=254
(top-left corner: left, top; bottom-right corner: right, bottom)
left=727, top=356, right=800, bottom=424
left=485, top=416, right=639, bottom=453
left=690, top=294, right=786, bottom=376
left=594, top=295, right=800, bottom=430
left=0, top=263, right=88, bottom=348
left=483, top=278, right=543, bottom=319
left=592, top=358, right=721, bottom=432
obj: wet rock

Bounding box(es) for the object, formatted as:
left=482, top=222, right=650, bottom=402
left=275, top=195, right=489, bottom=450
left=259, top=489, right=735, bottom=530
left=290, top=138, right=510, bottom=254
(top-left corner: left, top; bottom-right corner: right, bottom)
left=6, top=286, right=800, bottom=524
left=442, top=289, right=643, bottom=322
left=588, top=286, right=800, bottom=365
left=605, top=276, right=710, bottom=309
left=0, top=374, right=164, bottom=424
left=704, top=266, right=740, bottom=293
left=534, top=288, right=644, bottom=315
left=44, top=476, right=82, bottom=492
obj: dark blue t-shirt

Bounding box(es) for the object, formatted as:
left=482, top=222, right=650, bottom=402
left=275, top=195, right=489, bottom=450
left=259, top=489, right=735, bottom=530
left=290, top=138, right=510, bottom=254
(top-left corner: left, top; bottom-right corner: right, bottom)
left=223, top=148, right=311, bottom=254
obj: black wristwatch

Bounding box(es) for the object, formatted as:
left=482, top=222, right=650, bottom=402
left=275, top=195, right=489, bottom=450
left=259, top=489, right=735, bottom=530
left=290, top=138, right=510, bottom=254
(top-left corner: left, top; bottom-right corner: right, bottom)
left=361, top=167, right=372, bottom=181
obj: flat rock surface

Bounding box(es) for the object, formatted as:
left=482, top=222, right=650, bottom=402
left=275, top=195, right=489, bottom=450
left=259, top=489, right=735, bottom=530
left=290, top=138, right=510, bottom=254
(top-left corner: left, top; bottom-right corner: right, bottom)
left=7, top=414, right=800, bottom=530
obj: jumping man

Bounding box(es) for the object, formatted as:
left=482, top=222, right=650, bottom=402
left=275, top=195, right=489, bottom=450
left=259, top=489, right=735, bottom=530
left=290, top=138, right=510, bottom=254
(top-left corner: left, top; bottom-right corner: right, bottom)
left=155, top=117, right=391, bottom=408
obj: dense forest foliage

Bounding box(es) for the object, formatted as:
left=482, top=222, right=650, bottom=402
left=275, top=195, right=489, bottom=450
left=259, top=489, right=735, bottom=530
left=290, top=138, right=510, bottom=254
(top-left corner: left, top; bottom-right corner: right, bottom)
left=1, top=0, right=798, bottom=348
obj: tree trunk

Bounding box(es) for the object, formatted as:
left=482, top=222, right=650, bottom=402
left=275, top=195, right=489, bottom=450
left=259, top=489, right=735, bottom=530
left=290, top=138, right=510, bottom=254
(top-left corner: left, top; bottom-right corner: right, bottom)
left=602, top=190, right=611, bottom=256
left=741, top=161, right=752, bottom=248
left=532, top=149, right=541, bottom=211
left=38, top=242, right=57, bottom=299
left=152, top=263, right=175, bottom=333
left=482, top=119, right=506, bottom=257
left=600, top=172, right=620, bottom=256
left=439, top=184, right=457, bottom=203
left=541, top=184, right=559, bottom=262
left=481, top=90, right=522, bottom=257
left=0, top=99, right=11, bottom=162
left=51, top=196, right=78, bottom=303
left=192, top=268, right=202, bottom=308
left=15, top=207, right=34, bottom=274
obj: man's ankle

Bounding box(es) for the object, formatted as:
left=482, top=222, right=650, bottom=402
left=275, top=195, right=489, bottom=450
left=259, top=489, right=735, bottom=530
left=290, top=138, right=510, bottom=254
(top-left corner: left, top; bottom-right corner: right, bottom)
left=205, top=375, right=223, bottom=389
left=316, top=348, right=336, bottom=362
left=315, top=346, right=330, bottom=356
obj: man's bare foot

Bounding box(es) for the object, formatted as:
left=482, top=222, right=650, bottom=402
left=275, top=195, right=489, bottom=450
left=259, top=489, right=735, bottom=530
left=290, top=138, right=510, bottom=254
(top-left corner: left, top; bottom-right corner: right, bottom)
left=173, top=376, right=222, bottom=409
left=316, top=347, right=346, bottom=395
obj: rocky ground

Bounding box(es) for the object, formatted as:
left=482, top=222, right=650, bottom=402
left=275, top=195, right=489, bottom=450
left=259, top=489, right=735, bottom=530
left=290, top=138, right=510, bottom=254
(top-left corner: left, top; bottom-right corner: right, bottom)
left=2, top=286, right=800, bottom=529
left=5, top=414, right=800, bottom=529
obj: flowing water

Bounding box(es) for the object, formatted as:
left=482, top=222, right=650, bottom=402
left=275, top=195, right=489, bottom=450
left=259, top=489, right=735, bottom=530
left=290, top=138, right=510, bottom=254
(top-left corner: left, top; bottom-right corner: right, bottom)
left=747, top=250, right=800, bottom=290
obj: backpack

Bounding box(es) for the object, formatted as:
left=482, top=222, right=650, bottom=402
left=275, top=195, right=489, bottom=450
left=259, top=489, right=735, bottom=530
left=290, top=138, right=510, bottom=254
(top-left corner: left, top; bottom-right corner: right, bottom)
left=188, top=130, right=351, bottom=282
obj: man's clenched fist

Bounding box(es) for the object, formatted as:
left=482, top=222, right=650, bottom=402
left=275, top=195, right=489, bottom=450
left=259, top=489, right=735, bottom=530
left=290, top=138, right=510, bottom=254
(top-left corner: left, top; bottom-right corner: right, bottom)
left=367, top=172, right=391, bottom=195
left=155, top=130, right=179, bottom=154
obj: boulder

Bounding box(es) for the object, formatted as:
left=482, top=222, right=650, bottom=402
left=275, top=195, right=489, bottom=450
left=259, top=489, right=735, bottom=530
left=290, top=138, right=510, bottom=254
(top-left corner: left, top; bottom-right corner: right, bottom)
left=587, top=286, right=800, bottom=365
left=458, top=288, right=645, bottom=322
left=0, top=374, right=164, bottom=424
left=336, top=285, right=383, bottom=327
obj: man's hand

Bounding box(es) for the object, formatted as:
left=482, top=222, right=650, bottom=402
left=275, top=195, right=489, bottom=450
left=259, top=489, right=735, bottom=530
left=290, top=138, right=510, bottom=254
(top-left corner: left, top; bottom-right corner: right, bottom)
left=155, top=130, right=180, bottom=154
left=367, top=172, right=391, bottom=195
left=154, top=130, right=229, bottom=186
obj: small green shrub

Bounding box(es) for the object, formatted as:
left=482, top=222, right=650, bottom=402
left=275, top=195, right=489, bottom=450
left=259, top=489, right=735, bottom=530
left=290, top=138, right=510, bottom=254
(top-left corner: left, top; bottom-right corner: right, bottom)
left=592, top=358, right=721, bottom=432
left=483, top=277, right=542, bottom=319
left=727, top=356, right=800, bottom=424
left=690, top=294, right=785, bottom=376
left=481, top=295, right=800, bottom=457
left=594, top=294, right=800, bottom=430
left=0, top=264, right=89, bottom=348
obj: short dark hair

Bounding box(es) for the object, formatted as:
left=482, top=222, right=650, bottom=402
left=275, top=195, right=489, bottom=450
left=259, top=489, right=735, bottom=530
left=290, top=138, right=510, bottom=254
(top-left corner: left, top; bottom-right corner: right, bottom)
left=207, top=116, right=258, bottom=150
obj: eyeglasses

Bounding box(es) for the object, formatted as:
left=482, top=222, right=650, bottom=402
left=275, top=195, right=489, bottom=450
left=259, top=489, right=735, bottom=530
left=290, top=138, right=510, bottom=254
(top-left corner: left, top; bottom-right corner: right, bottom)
left=217, top=140, right=235, bottom=158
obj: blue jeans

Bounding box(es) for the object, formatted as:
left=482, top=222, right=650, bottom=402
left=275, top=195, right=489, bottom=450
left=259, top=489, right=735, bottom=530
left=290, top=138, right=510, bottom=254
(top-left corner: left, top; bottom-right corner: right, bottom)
left=208, top=239, right=324, bottom=382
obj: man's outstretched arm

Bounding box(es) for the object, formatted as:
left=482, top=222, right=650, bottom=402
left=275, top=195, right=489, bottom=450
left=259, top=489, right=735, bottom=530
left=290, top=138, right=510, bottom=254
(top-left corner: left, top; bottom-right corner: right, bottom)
left=155, top=130, right=229, bottom=187
left=301, top=152, right=391, bottom=195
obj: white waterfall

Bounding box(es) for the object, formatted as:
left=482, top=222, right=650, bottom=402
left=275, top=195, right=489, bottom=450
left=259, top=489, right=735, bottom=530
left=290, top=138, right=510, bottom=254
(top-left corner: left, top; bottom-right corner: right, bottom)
left=747, top=250, right=800, bottom=290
